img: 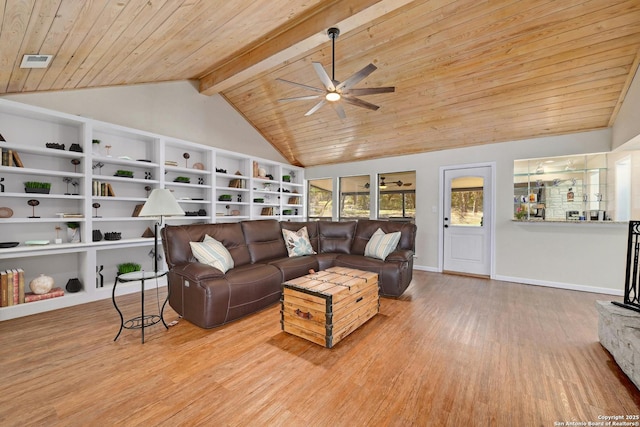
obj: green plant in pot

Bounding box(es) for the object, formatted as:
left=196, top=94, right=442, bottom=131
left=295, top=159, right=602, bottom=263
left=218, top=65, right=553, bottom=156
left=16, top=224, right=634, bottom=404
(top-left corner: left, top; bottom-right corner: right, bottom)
left=117, top=262, right=141, bottom=275
left=114, top=169, right=134, bottom=178
left=67, top=222, right=81, bottom=243
left=24, top=181, right=52, bottom=194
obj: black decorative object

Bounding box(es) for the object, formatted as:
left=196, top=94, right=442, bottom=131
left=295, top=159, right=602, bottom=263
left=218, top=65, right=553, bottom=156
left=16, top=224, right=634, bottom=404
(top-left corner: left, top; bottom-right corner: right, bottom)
left=0, top=242, right=19, bottom=248
left=237, top=194, right=242, bottom=202
left=63, top=177, right=72, bottom=195
left=27, top=199, right=40, bottom=218
left=198, top=209, right=207, bottom=216
left=183, top=152, right=190, bottom=168
left=92, top=229, right=103, bottom=242
left=145, top=185, right=152, bottom=197
left=0, top=133, right=5, bottom=142
left=69, top=143, right=83, bottom=153
left=92, top=162, right=104, bottom=174
left=145, top=171, right=152, bottom=180
left=92, top=202, right=101, bottom=217
left=104, top=232, right=122, bottom=241
left=216, top=168, right=227, bottom=173
left=71, top=158, right=81, bottom=172
left=71, top=179, right=79, bottom=195
left=65, top=277, right=82, bottom=293
left=46, top=142, right=65, bottom=150
left=97, top=265, right=104, bottom=288
left=613, top=221, right=640, bottom=313
left=0, top=177, right=4, bottom=193
left=198, top=177, right=204, bottom=185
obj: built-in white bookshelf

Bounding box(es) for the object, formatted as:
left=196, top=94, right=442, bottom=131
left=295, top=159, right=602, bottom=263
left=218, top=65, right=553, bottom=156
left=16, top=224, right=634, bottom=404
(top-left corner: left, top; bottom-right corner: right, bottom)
left=0, top=99, right=305, bottom=320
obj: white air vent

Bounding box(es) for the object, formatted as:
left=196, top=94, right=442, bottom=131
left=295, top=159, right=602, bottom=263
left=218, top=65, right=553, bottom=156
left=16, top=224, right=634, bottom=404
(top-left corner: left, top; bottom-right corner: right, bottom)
left=20, top=54, right=53, bottom=69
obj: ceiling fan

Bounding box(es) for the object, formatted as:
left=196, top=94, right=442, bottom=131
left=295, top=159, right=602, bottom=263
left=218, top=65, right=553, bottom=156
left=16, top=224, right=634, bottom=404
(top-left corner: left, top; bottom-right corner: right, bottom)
left=364, top=177, right=413, bottom=189
left=276, top=27, right=395, bottom=119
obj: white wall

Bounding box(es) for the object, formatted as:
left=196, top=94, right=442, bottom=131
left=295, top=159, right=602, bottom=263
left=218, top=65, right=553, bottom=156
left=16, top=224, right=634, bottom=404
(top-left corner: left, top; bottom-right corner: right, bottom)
left=3, top=80, right=629, bottom=295
left=613, top=66, right=640, bottom=150
left=1, top=80, right=287, bottom=163
left=306, top=129, right=628, bottom=295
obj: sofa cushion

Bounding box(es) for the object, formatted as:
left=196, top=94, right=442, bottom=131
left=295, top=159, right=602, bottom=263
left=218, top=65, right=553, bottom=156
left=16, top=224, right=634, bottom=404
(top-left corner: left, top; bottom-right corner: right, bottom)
left=282, top=226, right=316, bottom=257
left=269, top=256, right=319, bottom=282
left=318, top=221, right=356, bottom=254
left=351, top=219, right=417, bottom=255
left=364, top=228, right=401, bottom=260
left=281, top=221, right=319, bottom=253
left=189, top=234, right=234, bottom=273
left=162, top=222, right=252, bottom=268
left=241, top=220, right=288, bottom=263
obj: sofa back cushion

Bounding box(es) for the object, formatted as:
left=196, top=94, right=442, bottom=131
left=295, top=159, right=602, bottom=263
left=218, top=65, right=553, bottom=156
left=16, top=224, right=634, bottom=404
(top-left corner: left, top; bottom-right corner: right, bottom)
left=318, top=221, right=356, bottom=254
left=351, top=219, right=417, bottom=255
left=241, top=219, right=288, bottom=263
left=161, top=223, right=252, bottom=268
left=280, top=221, right=319, bottom=253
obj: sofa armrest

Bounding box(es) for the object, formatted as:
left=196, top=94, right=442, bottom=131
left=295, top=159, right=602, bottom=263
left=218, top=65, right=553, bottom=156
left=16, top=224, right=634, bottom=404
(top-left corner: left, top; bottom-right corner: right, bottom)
left=171, top=262, right=225, bottom=281
left=385, top=249, right=414, bottom=262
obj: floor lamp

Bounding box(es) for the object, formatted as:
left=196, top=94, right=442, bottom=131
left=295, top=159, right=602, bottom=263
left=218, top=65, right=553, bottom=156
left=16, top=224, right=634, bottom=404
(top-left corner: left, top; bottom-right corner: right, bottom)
left=138, top=188, right=185, bottom=272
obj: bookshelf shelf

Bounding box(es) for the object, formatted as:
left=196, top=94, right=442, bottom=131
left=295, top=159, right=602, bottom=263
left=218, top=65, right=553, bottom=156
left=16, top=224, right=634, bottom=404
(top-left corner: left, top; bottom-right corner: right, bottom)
left=0, top=98, right=305, bottom=320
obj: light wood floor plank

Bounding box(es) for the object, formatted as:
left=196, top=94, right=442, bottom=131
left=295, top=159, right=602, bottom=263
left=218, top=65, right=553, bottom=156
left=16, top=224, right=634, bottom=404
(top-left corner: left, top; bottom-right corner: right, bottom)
left=0, top=271, right=638, bottom=426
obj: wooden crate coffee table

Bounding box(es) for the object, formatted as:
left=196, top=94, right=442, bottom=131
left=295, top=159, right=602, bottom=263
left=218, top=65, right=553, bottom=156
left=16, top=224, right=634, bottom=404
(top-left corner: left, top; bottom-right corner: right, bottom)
left=281, top=267, right=379, bottom=348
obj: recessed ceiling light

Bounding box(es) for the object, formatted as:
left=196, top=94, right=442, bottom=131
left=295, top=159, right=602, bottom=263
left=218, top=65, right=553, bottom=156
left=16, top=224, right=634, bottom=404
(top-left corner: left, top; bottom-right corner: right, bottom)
left=20, top=54, right=54, bottom=69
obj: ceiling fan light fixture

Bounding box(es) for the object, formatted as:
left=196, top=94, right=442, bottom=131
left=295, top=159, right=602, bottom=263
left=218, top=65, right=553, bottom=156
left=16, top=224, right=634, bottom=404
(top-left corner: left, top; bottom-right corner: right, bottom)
left=326, top=92, right=341, bottom=102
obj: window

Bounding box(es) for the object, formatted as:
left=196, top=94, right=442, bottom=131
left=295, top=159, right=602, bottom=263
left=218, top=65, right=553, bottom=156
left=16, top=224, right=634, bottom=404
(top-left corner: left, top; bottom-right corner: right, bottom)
left=450, top=176, right=484, bottom=226
left=307, top=178, right=333, bottom=220
left=378, top=171, right=416, bottom=221
left=339, top=175, right=370, bottom=219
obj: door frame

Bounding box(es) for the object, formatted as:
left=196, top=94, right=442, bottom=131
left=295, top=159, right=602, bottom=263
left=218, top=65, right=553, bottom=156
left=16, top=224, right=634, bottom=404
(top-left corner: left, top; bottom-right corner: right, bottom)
left=438, top=162, right=496, bottom=277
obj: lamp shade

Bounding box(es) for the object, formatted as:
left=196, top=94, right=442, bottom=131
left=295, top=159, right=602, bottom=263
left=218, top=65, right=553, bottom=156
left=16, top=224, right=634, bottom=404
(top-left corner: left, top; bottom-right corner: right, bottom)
left=138, top=189, right=185, bottom=217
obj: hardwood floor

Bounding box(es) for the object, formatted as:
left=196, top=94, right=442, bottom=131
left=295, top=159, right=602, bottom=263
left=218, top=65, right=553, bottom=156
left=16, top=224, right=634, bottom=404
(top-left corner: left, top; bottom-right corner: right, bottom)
left=1, top=271, right=638, bottom=426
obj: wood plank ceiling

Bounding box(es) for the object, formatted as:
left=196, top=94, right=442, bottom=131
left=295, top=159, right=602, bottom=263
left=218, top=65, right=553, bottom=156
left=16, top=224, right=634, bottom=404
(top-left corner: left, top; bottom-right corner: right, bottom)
left=1, top=0, right=639, bottom=167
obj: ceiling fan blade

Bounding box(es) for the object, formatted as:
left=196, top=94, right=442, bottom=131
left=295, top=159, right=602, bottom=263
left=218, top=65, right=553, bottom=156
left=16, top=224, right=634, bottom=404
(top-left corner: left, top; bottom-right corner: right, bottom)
left=305, top=99, right=327, bottom=116
left=332, top=103, right=346, bottom=120
left=342, top=95, right=380, bottom=111
left=276, top=78, right=325, bottom=94
left=278, top=95, right=321, bottom=102
left=342, top=87, right=395, bottom=96
left=312, top=62, right=336, bottom=91
left=336, top=63, right=377, bottom=90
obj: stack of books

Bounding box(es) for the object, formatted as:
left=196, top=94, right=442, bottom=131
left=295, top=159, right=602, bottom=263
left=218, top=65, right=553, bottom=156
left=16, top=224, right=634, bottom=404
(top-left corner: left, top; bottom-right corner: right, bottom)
left=0, top=269, right=65, bottom=306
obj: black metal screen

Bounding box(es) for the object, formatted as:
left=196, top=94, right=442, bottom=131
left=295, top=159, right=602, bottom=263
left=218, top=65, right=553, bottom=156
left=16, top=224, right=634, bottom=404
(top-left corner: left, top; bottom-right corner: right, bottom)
left=613, top=221, right=640, bottom=313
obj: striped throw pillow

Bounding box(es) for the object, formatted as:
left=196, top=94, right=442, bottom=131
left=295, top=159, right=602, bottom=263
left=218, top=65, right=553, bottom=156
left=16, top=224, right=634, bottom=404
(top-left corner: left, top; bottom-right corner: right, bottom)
left=189, top=234, right=234, bottom=273
left=364, top=228, right=401, bottom=260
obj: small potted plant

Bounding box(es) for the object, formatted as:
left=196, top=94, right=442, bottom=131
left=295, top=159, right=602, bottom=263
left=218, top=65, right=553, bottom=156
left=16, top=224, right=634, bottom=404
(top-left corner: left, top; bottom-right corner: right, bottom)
left=117, top=262, right=141, bottom=276
left=114, top=169, right=134, bottom=178
left=67, top=222, right=81, bottom=243
left=24, top=181, right=51, bottom=194
left=173, top=176, right=191, bottom=183
left=282, top=175, right=291, bottom=182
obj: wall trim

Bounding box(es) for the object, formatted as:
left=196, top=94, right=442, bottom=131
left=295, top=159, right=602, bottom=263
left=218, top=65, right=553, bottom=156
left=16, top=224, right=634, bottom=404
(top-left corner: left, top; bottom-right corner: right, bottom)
left=412, top=266, right=622, bottom=296
left=492, top=274, right=622, bottom=296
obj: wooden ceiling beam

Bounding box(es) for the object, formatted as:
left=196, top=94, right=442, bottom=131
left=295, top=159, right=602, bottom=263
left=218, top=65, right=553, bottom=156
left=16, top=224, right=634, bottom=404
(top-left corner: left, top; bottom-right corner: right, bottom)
left=198, top=0, right=415, bottom=95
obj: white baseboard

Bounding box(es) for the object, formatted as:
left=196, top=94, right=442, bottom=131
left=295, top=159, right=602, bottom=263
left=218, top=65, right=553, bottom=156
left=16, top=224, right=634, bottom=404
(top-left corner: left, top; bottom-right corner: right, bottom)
left=412, top=265, right=623, bottom=296
left=413, top=264, right=439, bottom=273
left=491, top=274, right=622, bottom=296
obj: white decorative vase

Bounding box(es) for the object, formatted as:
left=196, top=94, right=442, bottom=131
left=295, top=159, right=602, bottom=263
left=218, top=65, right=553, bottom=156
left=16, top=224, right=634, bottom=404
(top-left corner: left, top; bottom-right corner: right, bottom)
left=29, top=274, right=54, bottom=294
left=67, top=227, right=80, bottom=243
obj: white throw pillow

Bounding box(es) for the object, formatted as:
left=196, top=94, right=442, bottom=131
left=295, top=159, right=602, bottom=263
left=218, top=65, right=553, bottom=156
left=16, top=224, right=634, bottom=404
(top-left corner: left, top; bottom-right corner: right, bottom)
left=189, top=234, right=234, bottom=273
left=364, top=228, right=401, bottom=260
left=282, top=226, right=316, bottom=257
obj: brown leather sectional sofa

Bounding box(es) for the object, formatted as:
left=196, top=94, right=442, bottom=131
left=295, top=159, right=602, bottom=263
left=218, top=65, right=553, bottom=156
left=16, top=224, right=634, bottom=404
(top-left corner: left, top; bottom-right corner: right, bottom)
left=161, top=219, right=416, bottom=329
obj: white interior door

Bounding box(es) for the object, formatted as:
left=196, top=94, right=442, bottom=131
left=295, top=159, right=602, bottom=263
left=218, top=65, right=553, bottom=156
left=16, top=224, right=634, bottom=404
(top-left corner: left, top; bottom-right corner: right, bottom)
left=443, top=166, right=492, bottom=276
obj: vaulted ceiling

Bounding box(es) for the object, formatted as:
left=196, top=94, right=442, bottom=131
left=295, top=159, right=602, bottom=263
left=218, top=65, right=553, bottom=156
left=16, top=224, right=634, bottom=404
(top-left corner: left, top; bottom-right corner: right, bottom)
left=1, top=0, right=639, bottom=167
